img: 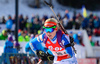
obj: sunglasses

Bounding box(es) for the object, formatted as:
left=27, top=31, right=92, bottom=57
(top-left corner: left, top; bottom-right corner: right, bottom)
left=43, top=26, right=56, bottom=33
left=44, top=28, right=54, bottom=33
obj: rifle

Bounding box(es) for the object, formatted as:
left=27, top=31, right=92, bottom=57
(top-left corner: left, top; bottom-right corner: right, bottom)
left=44, top=1, right=77, bottom=54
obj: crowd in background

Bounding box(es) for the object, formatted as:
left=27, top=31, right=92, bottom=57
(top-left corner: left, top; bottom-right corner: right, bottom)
left=0, top=10, right=100, bottom=47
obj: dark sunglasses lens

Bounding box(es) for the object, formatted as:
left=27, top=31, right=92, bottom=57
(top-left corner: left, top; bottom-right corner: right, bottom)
left=44, top=28, right=54, bottom=33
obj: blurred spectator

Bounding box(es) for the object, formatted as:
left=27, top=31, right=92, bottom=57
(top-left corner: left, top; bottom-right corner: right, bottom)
left=77, top=31, right=85, bottom=46
left=73, top=10, right=76, bottom=22
left=43, top=14, right=48, bottom=21
left=19, top=14, right=24, bottom=22
left=6, top=15, right=13, bottom=33
left=35, top=14, right=40, bottom=21
left=18, top=31, right=26, bottom=42
left=57, top=13, right=62, bottom=20
left=14, top=41, right=20, bottom=53
left=89, top=12, right=93, bottom=19
left=76, top=13, right=83, bottom=25
left=90, top=40, right=95, bottom=46
left=20, top=20, right=25, bottom=30
left=12, top=15, right=16, bottom=23
left=81, top=18, right=89, bottom=29
left=89, top=35, right=94, bottom=46
left=31, top=14, right=35, bottom=23
left=88, top=19, right=94, bottom=30
left=24, top=33, right=30, bottom=42
left=64, top=10, right=70, bottom=19
left=69, top=31, right=73, bottom=37
left=18, top=29, right=22, bottom=37
left=19, top=14, right=24, bottom=30
left=0, top=30, right=8, bottom=40
left=18, top=30, right=31, bottom=42
left=63, top=16, right=69, bottom=29
left=50, top=15, right=55, bottom=18
left=4, top=35, right=14, bottom=53
left=95, top=40, right=100, bottom=46
left=66, top=18, right=73, bottom=29
left=74, top=19, right=80, bottom=29
left=33, top=18, right=41, bottom=34
left=93, top=17, right=100, bottom=29
left=24, top=15, right=29, bottom=30
left=93, top=28, right=100, bottom=36
left=73, top=34, right=80, bottom=45
left=3, top=35, right=15, bottom=64
left=2, top=16, right=6, bottom=24
left=86, top=28, right=93, bottom=36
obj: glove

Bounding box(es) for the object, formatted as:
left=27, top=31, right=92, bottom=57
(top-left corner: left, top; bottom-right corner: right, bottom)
left=36, top=50, right=48, bottom=61
left=69, top=36, right=74, bottom=46
left=36, top=50, right=54, bottom=61
left=47, top=52, right=54, bottom=61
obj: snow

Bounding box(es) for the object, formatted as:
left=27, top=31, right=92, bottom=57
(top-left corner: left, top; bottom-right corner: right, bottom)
left=0, top=0, right=100, bottom=57
left=0, top=0, right=100, bottom=21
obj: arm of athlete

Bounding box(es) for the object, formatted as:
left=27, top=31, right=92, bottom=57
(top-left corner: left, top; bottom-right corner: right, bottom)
left=29, top=33, right=53, bottom=54
left=29, top=33, right=46, bottom=52
left=29, top=33, right=54, bottom=61
left=62, top=34, right=73, bottom=57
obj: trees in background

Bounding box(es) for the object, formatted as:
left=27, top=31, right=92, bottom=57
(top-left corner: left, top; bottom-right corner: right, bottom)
left=57, top=0, right=100, bottom=11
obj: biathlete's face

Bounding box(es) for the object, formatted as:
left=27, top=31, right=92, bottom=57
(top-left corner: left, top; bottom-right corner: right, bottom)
left=43, top=26, right=57, bottom=39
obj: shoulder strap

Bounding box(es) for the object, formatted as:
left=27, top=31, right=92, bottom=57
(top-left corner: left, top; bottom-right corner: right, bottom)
left=57, top=30, right=74, bottom=48
left=43, top=34, right=48, bottom=44
left=56, top=30, right=65, bottom=48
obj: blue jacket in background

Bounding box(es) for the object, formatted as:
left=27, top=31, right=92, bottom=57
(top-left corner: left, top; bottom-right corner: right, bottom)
left=4, top=40, right=13, bottom=53
left=73, top=34, right=80, bottom=45
left=6, top=19, right=13, bottom=29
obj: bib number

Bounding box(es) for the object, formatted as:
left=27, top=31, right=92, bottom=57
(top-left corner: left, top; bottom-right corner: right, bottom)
left=52, top=50, right=67, bottom=56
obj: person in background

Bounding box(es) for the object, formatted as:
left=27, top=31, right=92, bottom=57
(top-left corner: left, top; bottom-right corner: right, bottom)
left=6, top=15, right=13, bottom=34
left=77, top=31, right=85, bottom=46
left=4, top=35, right=14, bottom=53
left=90, top=40, right=95, bottom=46
left=0, top=30, right=8, bottom=40
left=73, top=34, right=80, bottom=45
left=24, top=31, right=30, bottom=42
left=62, top=16, right=69, bottom=29
left=18, top=31, right=26, bottom=42
left=64, top=10, right=70, bottom=20
left=69, top=31, right=73, bottom=37
left=95, top=40, right=100, bottom=46
left=2, top=16, right=6, bottom=24
left=3, top=35, right=18, bottom=64
left=19, top=14, right=24, bottom=30
left=14, top=41, right=20, bottom=53
left=66, top=19, right=73, bottom=29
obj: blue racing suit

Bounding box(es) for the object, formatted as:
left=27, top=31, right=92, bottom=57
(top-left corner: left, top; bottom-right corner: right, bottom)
left=30, top=32, right=78, bottom=64
left=25, top=38, right=46, bottom=56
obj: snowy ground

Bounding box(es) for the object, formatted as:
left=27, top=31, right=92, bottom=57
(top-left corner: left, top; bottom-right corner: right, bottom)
left=0, top=0, right=100, bottom=22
